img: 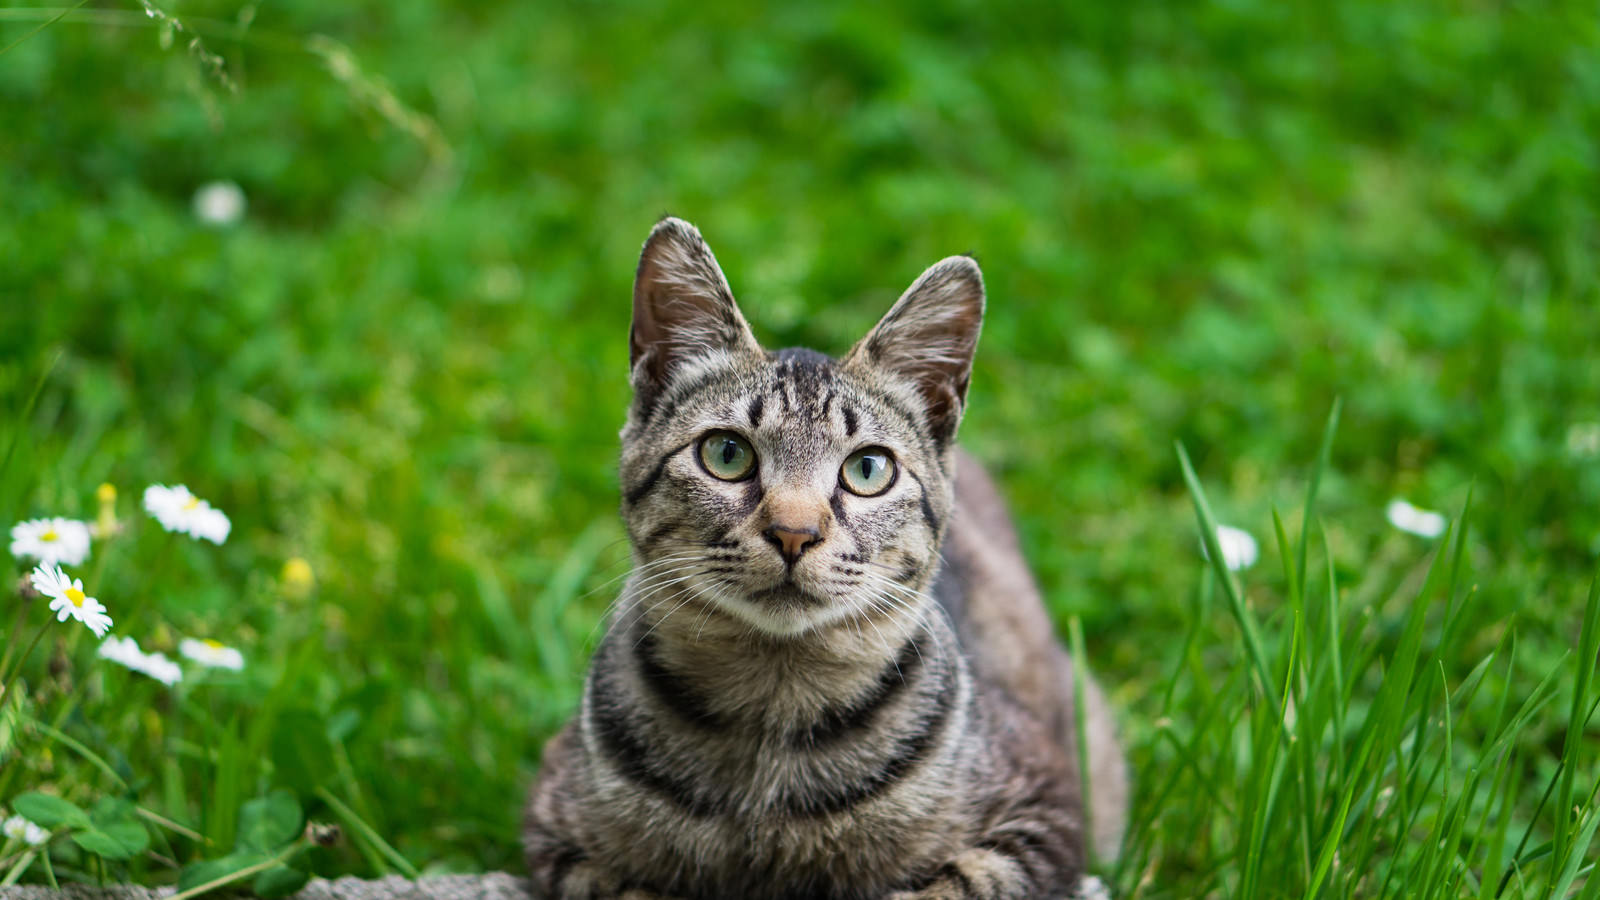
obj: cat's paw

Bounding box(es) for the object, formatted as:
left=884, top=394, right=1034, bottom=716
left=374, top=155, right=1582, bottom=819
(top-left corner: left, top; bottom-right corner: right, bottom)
left=546, top=859, right=685, bottom=900
left=886, top=847, right=1028, bottom=900
left=549, top=861, right=617, bottom=900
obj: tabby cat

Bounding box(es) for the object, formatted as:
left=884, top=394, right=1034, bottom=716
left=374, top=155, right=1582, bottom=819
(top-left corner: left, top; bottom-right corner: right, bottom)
left=523, top=218, right=1128, bottom=900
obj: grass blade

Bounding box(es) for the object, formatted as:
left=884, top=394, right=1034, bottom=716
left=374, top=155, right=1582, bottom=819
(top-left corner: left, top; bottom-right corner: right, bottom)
left=1553, top=573, right=1600, bottom=870
left=1297, top=398, right=1341, bottom=602
left=1175, top=442, right=1280, bottom=712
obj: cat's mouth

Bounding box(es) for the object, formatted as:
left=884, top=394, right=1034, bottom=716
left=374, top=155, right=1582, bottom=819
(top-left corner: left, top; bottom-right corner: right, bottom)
left=748, top=580, right=827, bottom=609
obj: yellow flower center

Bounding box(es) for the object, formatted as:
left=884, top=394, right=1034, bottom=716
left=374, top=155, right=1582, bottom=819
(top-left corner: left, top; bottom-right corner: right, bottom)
left=283, top=557, right=314, bottom=588
left=204, top=639, right=224, bottom=650
left=41, top=529, right=59, bottom=542
left=183, top=497, right=202, bottom=511
left=65, top=587, right=86, bottom=608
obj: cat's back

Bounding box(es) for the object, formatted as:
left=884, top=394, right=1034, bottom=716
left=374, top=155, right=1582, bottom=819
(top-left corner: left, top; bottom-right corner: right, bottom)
left=936, top=448, right=1129, bottom=860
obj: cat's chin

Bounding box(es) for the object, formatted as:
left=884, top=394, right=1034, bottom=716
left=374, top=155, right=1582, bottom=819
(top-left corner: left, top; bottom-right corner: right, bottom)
left=710, top=589, right=850, bottom=639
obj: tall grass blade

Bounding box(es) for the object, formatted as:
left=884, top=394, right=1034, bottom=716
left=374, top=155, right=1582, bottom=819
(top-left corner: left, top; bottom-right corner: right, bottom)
left=1297, top=398, right=1341, bottom=601
left=1553, top=573, right=1600, bottom=869
left=0, top=348, right=60, bottom=514
left=1175, top=442, right=1280, bottom=711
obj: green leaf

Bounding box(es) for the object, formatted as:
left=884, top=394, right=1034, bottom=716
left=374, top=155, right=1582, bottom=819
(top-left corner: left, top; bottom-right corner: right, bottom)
left=89, top=796, right=136, bottom=827
left=238, top=790, right=303, bottom=851
left=12, top=793, right=90, bottom=830
left=326, top=707, right=361, bottom=744
left=178, top=850, right=267, bottom=893
left=70, top=822, right=148, bottom=860
left=270, top=710, right=336, bottom=796
left=253, top=865, right=310, bottom=898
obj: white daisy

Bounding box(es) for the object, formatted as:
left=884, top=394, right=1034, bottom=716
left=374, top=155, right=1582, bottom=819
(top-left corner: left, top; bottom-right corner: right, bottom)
left=1386, top=499, right=1447, bottom=538
left=143, top=484, right=232, bottom=545
left=3, top=814, right=50, bottom=847
left=193, top=180, right=246, bottom=227
left=30, top=564, right=113, bottom=637
left=97, top=635, right=183, bottom=686
left=1073, top=876, right=1112, bottom=900
left=149, top=654, right=183, bottom=685
left=1201, top=524, right=1259, bottom=571
left=9, top=517, right=92, bottom=567
left=1567, top=422, right=1600, bottom=458
left=179, top=637, right=244, bottom=671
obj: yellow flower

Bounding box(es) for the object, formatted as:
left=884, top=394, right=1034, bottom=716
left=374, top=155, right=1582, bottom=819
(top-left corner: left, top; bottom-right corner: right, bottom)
left=94, top=483, right=120, bottom=539
left=282, top=557, right=315, bottom=597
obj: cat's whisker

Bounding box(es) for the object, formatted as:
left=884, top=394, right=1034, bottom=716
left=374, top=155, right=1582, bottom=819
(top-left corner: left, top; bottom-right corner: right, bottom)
left=586, top=555, right=707, bottom=626
left=576, top=547, right=701, bottom=601
left=586, top=557, right=710, bottom=643
left=691, top=585, right=731, bottom=643
left=633, top=582, right=713, bottom=647
left=854, top=574, right=951, bottom=661
left=628, top=569, right=708, bottom=596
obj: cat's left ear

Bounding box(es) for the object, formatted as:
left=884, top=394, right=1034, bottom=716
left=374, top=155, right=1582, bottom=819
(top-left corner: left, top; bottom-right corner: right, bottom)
left=845, top=256, right=985, bottom=446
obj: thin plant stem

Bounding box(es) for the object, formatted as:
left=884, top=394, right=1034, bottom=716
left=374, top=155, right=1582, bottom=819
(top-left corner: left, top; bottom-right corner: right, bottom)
left=164, top=840, right=302, bottom=900
left=0, top=348, right=60, bottom=493
left=0, top=0, right=88, bottom=55
left=0, top=601, right=30, bottom=683
left=315, top=786, right=419, bottom=878
left=136, top=808, right=208, bottom=845
left=0, top=849, right=36, bottom=886
left=0, top=620, right=52, bottom=712
left=28, top=717, right=128, bottom=789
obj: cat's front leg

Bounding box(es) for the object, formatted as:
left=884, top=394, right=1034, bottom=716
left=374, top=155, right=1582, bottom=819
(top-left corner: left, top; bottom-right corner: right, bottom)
left=886, top=846, right=1070, bottom=900
left=534, top=857, right=686, bottom=900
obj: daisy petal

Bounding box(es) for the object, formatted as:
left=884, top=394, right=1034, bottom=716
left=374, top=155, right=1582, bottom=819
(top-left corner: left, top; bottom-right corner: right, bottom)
left=1200, top=524, right=1260, bottom=571
left=1386, top=499, right=1447, bottom=538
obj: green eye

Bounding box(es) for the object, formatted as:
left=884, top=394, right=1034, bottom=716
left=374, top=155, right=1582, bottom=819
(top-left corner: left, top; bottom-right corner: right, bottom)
left=698, top=431, right=757, bottom=481
left=840, top=447, right=896, bottom=496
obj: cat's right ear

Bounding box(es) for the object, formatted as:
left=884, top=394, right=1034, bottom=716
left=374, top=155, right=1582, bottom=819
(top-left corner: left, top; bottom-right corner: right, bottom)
left=630, top=218, right=762, bottom=405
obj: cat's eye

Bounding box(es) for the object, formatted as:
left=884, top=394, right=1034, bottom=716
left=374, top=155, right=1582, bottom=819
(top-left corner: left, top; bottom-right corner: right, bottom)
left=698, top=431, right=757, bottom=481
left=840, top=447, right=896, bottom=496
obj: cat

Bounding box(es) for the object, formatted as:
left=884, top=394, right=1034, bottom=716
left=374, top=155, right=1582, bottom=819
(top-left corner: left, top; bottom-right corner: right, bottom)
left=523, top=217, right=1128, bottom=900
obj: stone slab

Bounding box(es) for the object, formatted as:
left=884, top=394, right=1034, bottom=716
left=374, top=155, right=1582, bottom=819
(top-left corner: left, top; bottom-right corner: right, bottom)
left=0, top=873, right=533, bottom=900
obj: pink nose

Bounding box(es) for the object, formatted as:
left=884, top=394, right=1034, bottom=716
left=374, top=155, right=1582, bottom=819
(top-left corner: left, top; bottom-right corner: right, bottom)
left=764, top=525, right=820, bottom=565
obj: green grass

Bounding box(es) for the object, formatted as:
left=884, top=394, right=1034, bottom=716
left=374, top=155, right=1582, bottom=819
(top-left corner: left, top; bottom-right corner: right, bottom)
left=1, top=0, right=1599, bottom=895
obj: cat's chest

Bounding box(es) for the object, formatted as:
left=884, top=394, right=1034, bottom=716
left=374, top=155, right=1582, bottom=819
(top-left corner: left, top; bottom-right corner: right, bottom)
left=590, top=783, right=970, bottom=900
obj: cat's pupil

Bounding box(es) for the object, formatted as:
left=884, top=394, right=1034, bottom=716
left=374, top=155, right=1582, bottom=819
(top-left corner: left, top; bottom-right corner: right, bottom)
left=721, top=441, right=738, bottom=465
left=860, top=458, right=875, bottom=479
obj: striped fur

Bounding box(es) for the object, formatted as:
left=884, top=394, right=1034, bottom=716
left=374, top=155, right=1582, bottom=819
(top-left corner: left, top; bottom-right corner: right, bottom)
left=524, top=218, right=1127, bottom=899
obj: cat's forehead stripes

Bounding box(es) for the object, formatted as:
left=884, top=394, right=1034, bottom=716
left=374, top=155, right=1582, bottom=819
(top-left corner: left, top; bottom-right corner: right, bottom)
left=636, top=344, right=938, bottom=461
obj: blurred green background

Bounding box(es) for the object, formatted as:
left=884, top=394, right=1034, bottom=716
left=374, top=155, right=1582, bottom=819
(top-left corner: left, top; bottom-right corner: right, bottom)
left=2, top=0, right=1599, bottom=884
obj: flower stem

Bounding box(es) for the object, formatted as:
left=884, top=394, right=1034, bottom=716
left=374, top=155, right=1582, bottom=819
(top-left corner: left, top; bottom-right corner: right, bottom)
left=0, top=601, right=27, bottom=683
left=163, top=840, right=302, bottom=900
left=0, top=849, right=35, bottom=886
left=0, top=620, right=52, bottom=712
left=315, top=786, right=419, bottom=878
left=27, top=716, right=128, bottom=788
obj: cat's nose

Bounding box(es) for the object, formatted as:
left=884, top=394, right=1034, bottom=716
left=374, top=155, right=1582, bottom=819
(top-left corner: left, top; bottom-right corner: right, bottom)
left=763, top=524, right=821, bottom=565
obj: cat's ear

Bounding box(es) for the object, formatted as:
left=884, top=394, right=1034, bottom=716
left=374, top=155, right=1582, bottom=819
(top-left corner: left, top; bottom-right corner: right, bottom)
left=630, top=217, right=762, bottom=402
left=846, top=256, right=985, bottom=446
